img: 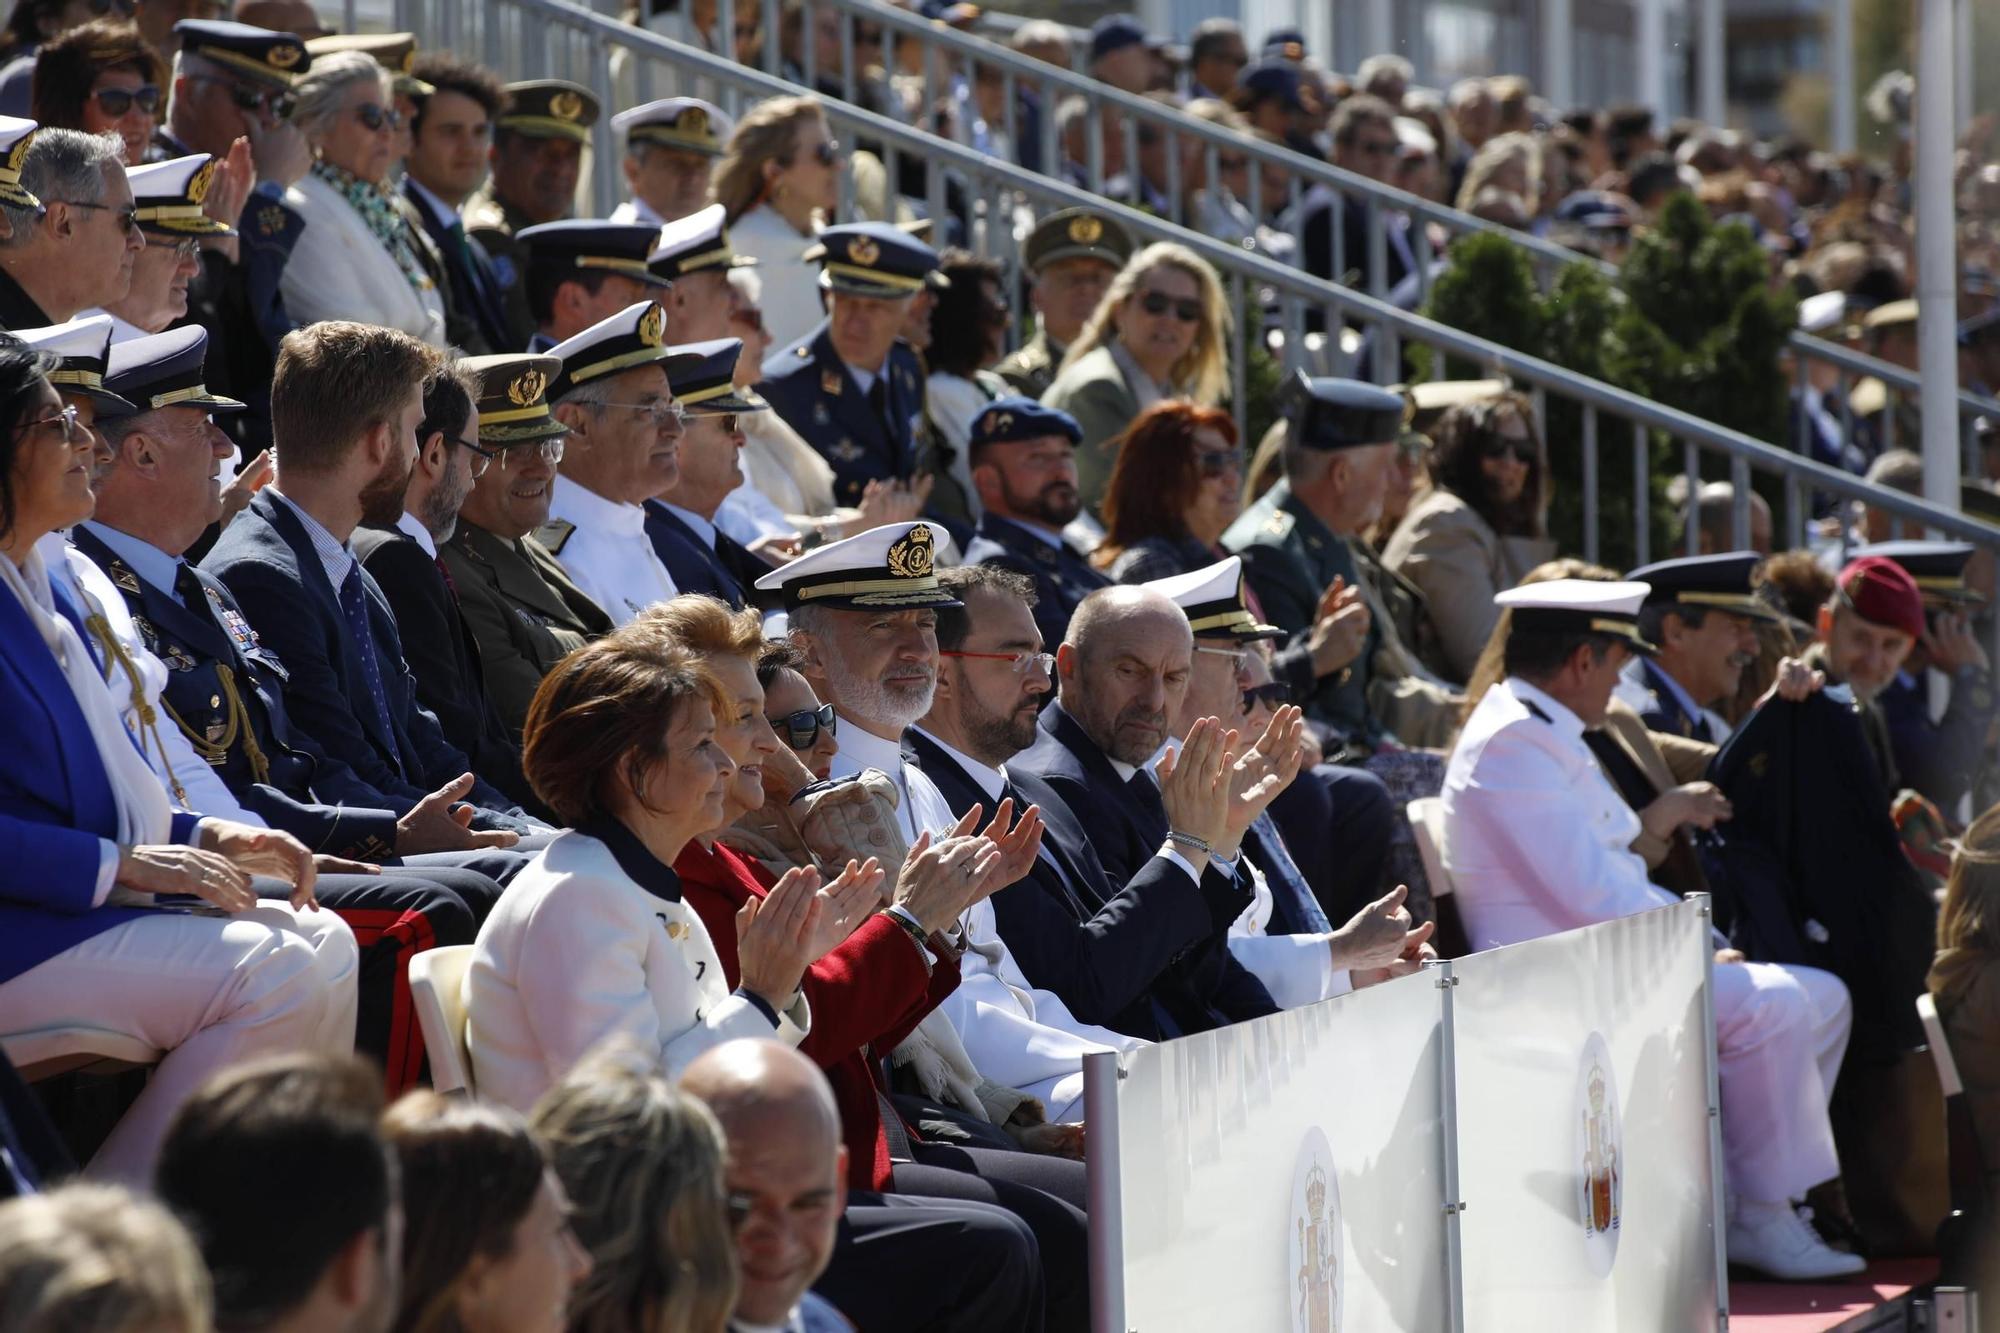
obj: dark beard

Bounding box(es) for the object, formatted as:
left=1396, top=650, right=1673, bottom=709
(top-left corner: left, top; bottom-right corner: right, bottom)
left=1004, top=476, right=1081, bottom=529
left=963, top=695, right=1038, bottom=764
left=358, top=455, right=414, bottom=526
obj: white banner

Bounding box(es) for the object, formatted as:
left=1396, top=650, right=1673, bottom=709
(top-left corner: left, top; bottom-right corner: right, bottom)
left=1109, top=967, right=1453, bottom=1332
left=1451, top=898, right=1721, bottom=1331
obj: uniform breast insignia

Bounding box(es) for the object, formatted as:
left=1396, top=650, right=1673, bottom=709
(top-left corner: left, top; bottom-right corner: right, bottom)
left=535, top=518, right=577, bottom=555
left=829, top=439, right=864, bottom=464
left=132, top=613, right=160, bottom=651
left=1263, top=511, right=1294, bottom=538
left=256, top=205, right=287, bottom=237
left=206, top=588, right=260, bottom=652
left=812, top=402, right=831, bottom=426
left=1748, top=752, right=1769, bottom=780
left=109, top=560, right=140, bottom=593
left=820, top=369, right=844, bottom=395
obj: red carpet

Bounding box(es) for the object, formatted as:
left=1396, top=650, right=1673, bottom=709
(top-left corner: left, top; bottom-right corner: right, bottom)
left=1728, top=1258, right=1937, bottom=1331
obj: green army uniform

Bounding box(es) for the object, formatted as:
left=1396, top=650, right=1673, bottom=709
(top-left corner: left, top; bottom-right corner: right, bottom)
left=440, top=522, right=612, bottom=734
left=994, top=330, right=1064, bottom=399
left=995, top=206, right=1131, bottom=402
left=466, top=79, right=601, bottom=351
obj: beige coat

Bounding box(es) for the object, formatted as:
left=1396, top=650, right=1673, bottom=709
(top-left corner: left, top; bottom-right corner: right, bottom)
left=1382, top=488, right=1555, bottom=683
left=1596, top=700, right=1717, bottom=869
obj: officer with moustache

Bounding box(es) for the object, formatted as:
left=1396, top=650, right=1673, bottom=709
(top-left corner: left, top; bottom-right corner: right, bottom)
left=1614, top=552, right=1784, bottom=745
left=960, top=397, right=1109, bottom=650
left=993, top=208, right=1132, bottom=399
left=464, top=79, right=601, bottom=348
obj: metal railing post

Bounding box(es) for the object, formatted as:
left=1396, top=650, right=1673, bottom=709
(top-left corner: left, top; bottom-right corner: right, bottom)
left=1082, top=1050, right=1126, bottom=1333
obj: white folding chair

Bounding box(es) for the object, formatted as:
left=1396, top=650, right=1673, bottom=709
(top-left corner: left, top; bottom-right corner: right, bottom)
left=408, top=945, right=476, bottom=1096
left=1405, top=796, right=1453, bottom=901
left=1918, top=991, right=1965, bottom=1099
left=2, top=1027, right=159, bottom=1083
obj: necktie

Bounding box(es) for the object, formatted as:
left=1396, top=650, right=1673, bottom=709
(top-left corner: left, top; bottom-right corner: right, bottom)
left=866, top=377, right=893, bottom=440
left=1126, top=768, right=1170, bottom=844
left=1249, top=812, right=1333, bottom=934
left=338, top=564, right=403, bottom=773
left=174, top=562, right=206, bottom=612
left=433, top=553, right=459, bottom=603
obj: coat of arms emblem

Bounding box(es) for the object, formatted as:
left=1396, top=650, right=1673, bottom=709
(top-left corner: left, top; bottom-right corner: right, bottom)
left=1575, top=1031, right=1623, bottom=1275
left=1289, top=1126, right=1341, bottom=1333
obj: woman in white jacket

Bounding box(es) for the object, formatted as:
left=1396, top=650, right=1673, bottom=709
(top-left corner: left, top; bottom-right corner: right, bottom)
left=466, top=622, right=877, bottom=1113
left=279, top=52, right=446, bottom=344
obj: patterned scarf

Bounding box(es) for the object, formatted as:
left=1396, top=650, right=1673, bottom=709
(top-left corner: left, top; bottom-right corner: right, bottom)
left=310, top=159, right=432, bottom=294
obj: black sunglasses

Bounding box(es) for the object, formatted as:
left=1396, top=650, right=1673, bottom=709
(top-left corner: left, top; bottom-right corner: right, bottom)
left=810, top=138, right=840, bottom=166
left=353, top=101, right=405, bottom=132
left=1139, top=290, right=1202, bottom=323
left=90, top=85, right=161, bottom=117
left=1194, top=446, right=1243, bottom=478
left=194, top=75, right=294, bottom=119
left=775, top=703, right=835, bottom=750
left=1479, top=437, right=1536, bottom=464
left=1241, top=681, right=1291, bottom=713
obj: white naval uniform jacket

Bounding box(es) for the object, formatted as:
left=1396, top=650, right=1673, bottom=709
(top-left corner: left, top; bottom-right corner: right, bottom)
left=538, top=475, right=679, bottom=627
left=1440, top=675, right=1682, bottom=950
left=466, top=825, right=809, bottom=1114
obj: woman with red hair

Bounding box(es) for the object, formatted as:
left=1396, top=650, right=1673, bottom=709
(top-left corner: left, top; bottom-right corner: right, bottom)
left=1090, top=399, right=1245, bottom=584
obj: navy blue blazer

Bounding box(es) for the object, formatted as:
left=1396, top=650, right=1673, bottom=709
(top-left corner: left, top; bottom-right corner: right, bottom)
left=404, top=180, right=513, bottom=355
left=72, top=525, right=403, bottom=860
left=757, top=322, right=925, bottom=508
left=962, top=515, right=1110, bottom=653
left=0, top=576, right=201, bottom=985
left=201, top=491, right=522, bottom=828
left=1011, top=703, right=1277, bottom=1029
left=908, top=730, right=1220, bottom=1041
left=643, top=501, right=769, bottom=611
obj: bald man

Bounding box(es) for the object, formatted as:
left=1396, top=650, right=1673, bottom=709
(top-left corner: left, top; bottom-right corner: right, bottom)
left=682, top=1041, right=1045, bottom=1333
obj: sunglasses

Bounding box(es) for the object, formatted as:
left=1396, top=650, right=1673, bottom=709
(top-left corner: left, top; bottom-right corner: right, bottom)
left=189, top=75, right=294, bottom=120
left=809, top=138, right=840, bottom=166
left=353, top=102, right=405, bottom=132
left=90, top=84, right=161, bottom=117
left=1139, top=290, right=1202, bottom=323
left=49, top=198, right=140, bottom=235
left=1194, top=447, right=1242, bottom=478
left=775, top=703, right=836, bottom=750
left=1479, top=437, right=1536, bottom=464
left=1241, top=681, right=1290, bottom=713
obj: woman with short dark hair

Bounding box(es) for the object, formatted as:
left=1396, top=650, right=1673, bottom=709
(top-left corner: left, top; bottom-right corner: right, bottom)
left=1382, top=390, right=1555, bottom=683
left=382, top=1092, right=593, bottom=1333
left=466, top=624, right=877, bottom=1114
left=29, top=19, right=163, bottom=164
left=1092, top=400, right=1244, bottom=583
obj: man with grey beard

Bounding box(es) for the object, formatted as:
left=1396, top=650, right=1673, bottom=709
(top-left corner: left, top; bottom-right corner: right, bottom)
left=353, top=353, right=534, bottom=809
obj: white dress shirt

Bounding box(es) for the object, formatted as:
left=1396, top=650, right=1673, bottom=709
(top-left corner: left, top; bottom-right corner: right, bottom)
left=394, top=510, right=438, bottom=559
left=608, top=196, right=664, bottom=227
left=834, top=721, right=1142, bottom=1121
left=544, top=474, right=679, bottom=625
left=467, top=826, right=810, bottom=1114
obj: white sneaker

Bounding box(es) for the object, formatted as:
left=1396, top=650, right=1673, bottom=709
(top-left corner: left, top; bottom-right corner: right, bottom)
left=1727, top=1200, right=1868, bottom=1281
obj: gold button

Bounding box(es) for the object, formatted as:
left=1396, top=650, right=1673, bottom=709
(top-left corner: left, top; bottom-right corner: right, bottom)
left=210, top=695, right=221, bottom=708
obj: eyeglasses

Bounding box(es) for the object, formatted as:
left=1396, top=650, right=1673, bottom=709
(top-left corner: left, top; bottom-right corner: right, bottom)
left=154, top=236, right=201, bottom=261
left=497, top=438, right=566, bottom=467
left=1138, top=290, right=1202, bottom=323
left=186, top=75, right=294, bottom=120
left=1352, top=137, right=1399, bottom=159
left=1479, top=437, right=1536, bottom=464
left=774, top=703, right=836, bottom=750
left=730, top=307, right=766, bottom=334
left=448, top=434, right=497, bottom=477
left=48, top=199, right=140, bottom=235
left=598, top=399, right=687, bottom=430
left=808, top=139, right=840, bottom=167
left=90, top=85, right=161, bottom=117
left=17, top=403, right=82, bottom=443
left=1194, top=644, right=1249, bottom=669
left=1241, top=681, right=1291, bottom=714
left=1194, top=447, right=1242, bottom=478
left=352, top=102, right=405, bottom=132
left=938, top=649, right=1055, bottom=678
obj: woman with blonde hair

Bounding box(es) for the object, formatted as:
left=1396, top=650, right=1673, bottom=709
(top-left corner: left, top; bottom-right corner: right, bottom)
left=712, top=94, right=842, bottom=351
left=0, top=1183, right=212, bottom=1333
left=382, top=1092, right=593, bottom=1333
left=532, top=1045, right=739, bottom=1333
left=1453, top=131, right=1543, bottom=215
left=1041, top=240, right=1232, bottom=516
left=1931, top=804, right=2000, bottom=1172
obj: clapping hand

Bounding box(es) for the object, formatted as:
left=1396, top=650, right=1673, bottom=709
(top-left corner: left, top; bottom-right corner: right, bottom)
left=805, top=857, right=887, bottom=955
left=893, top=821, right=1008, bottom=932
left=1756, top=656, right=1825, bottom=707
left=1217, top=704, right=1308, bottom=854
left=976, top=797, right=1044, bottom=890
left=1330, top=884, right=1436, bottom=977
left=736, top=865, right=828, bottom=1011
left=1308, top=576, right=1371, bottom=677
left=1154, top=716, right=1233, bottom=874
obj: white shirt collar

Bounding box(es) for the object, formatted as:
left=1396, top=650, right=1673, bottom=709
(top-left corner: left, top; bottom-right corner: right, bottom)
left=395, top=510, right=438, bottom=559
left=404, top=176, right=461, bottom=231
left=831, top=718, right=907, bottom=780
left=269, top=488, right=355, bottom=597
left=549, top=473, right=647, bottom=536
left=988, top=513, right=1062, bottom=549
left=910, top=725, right=1006, bottom=801
left=1502, top=675, right=1588, bottom=743
left=662, top=501, right=717, bottom=551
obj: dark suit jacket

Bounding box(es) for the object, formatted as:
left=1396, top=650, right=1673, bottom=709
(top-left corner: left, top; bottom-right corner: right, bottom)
left=201, top=491, right=522, bottom=828
left=908, top=731, right=1224, bottom=1041
left=1011, top=703, right=1277, bottom=1031
left=404, top=180, right=513, bottom=355
left=174, top=174, right=304, bottom=454
left=72, top=525, right=403, bottom=860
left=439, top=521, right=609, bottom=735
left=643, top=501, right=770, bottom=611
left=352, top=524, right=532, bottom=808
left=757, top=321, right=926, bottom=507
left=962, top=515, right=1110, bottom=652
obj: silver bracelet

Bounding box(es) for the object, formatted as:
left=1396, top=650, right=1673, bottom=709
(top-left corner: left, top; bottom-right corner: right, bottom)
left=1166, top=830, right=1212, bottom=856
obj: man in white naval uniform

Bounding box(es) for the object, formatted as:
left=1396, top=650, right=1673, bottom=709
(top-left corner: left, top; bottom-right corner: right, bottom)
left=608, top=97, right=733, bottom=228
left=757, top=521, right=1146, bottom=1122
left=1441, top=579, right=1865, bottom=1282
left=538, top=300, right=687, bottom=623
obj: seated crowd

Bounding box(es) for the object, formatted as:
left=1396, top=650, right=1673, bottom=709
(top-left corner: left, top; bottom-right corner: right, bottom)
left=0, top=4, right=1994, bottom=1329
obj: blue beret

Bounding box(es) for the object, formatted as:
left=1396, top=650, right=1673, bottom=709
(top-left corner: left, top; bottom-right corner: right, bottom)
left=970, top=397, right=1081, bottom=449
left=1089, top=15, right=1148, bottom=63
left=1237, top=57, right=1306, bottom=110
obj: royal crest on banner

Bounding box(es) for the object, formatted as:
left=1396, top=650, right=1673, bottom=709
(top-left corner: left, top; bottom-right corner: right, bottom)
left=1289, top=1126, right=1342, bottom=1333
left=1575, top=1030, right=1623, bottom=1276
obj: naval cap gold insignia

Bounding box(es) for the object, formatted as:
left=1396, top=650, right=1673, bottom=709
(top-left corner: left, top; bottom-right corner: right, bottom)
left=848, top=236, right=880, bottom=267
left=885, top=524, right=936, bottom=579
left=187, top=160, right=217, bottom=205
left=508, top=368, right=549, bottom=406
left=1067, top=215, right=1103, bottom=244
left=267, top=43, right=301, bottom=69
left=550, top=90, right=585, bottom=121
left=639, top=304, right=665, bottom=347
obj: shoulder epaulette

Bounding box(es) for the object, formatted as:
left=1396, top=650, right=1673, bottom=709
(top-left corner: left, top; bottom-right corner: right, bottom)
left=534, top=518, right=577, bottom=555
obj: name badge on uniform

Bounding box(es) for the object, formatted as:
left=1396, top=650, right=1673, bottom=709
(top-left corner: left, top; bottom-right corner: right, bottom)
left=820, top=370, right=844, bottom=396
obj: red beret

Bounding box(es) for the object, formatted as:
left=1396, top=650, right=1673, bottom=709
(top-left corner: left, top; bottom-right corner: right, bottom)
left=1837, top=554, right=1926, bottom=640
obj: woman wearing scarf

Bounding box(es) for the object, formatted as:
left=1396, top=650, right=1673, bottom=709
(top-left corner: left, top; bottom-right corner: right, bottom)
left=0, top=337, right=357, bottom=1184
left=279, top=52, right=447, bottom=343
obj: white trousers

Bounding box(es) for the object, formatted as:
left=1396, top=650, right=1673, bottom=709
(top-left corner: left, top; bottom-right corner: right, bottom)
left=0, top=904, right=358, bottom=1183
left=1715, top=960, right=1850, bottom=1205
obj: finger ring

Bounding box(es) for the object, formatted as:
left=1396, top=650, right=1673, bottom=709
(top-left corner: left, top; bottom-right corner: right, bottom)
left=960, top=862, right=975, bottom=878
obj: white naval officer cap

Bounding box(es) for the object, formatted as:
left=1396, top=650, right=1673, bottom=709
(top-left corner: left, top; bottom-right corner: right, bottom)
left=1142, top=555, right=1283, bottom=643
left=1494, top=578, right=1657, bottom=654
left=753, top=520, right=964, bottom=611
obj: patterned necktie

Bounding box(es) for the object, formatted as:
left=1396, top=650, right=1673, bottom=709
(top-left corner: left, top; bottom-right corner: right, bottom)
left=338, top=564, right=403, bottom=772
left=1250, top=811, right=1333, bottom=934
left=433, top=553, right=459, bottom=604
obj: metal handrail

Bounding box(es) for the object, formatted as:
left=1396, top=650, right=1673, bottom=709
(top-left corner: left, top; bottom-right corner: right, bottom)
left=393, top=0, right=2000, bottom=571
left=784, top=0, right=1997, bottom=436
